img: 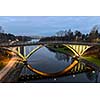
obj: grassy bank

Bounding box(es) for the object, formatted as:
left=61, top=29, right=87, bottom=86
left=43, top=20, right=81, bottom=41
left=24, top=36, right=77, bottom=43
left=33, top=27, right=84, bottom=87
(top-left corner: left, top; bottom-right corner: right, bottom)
left=47, top=45, right=74, bottom=56
left=81, top=56, right=100, bottom=67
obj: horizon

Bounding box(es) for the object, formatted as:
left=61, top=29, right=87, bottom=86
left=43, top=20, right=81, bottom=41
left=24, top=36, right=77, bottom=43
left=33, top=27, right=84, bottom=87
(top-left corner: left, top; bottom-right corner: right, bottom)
left=0, top=16, right=100, bottom=36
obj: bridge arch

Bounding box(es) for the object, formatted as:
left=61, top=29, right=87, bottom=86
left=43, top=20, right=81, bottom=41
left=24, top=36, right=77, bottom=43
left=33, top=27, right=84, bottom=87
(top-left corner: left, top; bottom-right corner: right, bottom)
left=63, top=44, right=92, bottom=56
left=2, top=47, right=26, bottom=60
left=25, top=45, right=43, bottom=59
left=2, top=45, right=43, bottom=61
left=63, top=44, right=80, bottom=56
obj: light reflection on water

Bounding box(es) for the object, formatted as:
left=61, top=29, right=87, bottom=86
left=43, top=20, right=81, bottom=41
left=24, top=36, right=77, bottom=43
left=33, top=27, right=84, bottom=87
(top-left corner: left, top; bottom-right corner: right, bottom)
left=19, top=46, right=99, bottom=83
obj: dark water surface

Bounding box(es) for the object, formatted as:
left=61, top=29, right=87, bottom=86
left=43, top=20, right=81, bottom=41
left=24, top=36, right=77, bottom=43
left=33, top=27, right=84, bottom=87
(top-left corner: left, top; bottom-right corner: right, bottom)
left=19, top=46, right=100, bottom=83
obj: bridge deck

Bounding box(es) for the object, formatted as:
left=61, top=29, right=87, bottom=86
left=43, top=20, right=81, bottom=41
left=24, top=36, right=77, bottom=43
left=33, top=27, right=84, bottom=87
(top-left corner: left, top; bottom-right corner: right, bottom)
left=0, top=41, right=100, bottom=47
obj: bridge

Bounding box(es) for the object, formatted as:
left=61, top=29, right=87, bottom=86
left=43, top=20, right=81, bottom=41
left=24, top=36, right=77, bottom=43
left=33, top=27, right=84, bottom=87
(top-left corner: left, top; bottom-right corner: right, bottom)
left=0, top=41, right=100, bottom=77
left=1, top=41, right=100, bottom=56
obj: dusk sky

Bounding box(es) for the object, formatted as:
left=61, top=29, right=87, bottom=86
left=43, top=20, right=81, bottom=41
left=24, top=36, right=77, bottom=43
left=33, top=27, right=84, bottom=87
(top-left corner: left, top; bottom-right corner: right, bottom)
left=0, top=16, right=100, bottom=36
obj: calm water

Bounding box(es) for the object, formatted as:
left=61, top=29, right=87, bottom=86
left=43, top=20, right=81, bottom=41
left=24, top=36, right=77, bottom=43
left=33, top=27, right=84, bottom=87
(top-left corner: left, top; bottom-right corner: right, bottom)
left=19, top=45, right=100, bottom=83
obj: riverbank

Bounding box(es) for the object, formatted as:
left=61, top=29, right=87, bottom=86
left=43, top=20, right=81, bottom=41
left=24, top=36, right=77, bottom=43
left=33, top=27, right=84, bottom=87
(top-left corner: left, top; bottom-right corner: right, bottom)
left=46, top=45, right=74, bottom=56
left=81, top=56, right=100, bottom=67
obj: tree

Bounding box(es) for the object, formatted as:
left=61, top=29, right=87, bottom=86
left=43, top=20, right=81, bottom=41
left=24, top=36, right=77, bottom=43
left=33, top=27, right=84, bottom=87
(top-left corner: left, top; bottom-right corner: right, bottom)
left=82, top=34, right=86, bottom=41
left=88, top=25, right=99, bottom=42
left=74, top=30, right=82, bottom=41
left=56, top=30, right=65, bottom=37
left=67, top=29, right=74, bottom=41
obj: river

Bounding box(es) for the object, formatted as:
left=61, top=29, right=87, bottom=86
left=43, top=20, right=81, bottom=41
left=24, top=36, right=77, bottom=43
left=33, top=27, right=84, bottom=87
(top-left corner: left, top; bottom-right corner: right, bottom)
left=18, top=45, right=100, bottom=83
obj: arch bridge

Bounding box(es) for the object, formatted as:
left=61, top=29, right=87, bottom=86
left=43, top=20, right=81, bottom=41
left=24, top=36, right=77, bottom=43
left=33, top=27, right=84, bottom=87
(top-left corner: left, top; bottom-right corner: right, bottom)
left=1, top=41, right=99, bottom=57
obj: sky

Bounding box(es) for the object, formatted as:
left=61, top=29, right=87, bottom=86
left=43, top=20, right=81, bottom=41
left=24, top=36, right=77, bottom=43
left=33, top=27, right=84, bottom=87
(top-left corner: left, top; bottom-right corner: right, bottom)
left=0, top=16, right=100, bottom=36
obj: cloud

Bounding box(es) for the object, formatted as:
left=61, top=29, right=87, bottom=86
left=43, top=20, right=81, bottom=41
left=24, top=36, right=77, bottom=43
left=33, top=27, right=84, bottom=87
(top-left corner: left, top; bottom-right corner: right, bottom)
left=0, top=16, right=100, bottom=36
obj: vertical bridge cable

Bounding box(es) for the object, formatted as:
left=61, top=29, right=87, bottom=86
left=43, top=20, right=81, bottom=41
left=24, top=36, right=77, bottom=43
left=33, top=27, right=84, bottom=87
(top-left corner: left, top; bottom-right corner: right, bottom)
left=80, top=45, right=91, bottom=56
left=18, top=47, right=20, bottom=54
left=24, top=46, right=26, bottom=57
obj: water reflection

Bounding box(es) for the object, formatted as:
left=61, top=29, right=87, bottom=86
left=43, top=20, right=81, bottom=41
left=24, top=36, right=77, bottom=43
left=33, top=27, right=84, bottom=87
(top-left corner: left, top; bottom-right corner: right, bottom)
left=86, top=70, right=99, bottom=82
left=55, top=52, right=71, bottom=62
left=19, top=46, right=100, bottom=83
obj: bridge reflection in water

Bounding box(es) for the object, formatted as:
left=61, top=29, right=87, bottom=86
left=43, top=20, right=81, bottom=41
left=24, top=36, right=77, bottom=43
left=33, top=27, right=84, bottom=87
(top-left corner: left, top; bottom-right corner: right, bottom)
left=20, top=60, right=98, bottom=82
left=25, top=60, right=78, bottom=77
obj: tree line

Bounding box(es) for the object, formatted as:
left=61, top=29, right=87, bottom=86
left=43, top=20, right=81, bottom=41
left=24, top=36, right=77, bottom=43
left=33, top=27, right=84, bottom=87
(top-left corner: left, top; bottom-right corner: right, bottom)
left=0, top=25, right=100, bottom=43
left=0, top=26, right=32, bottom=43
left=40, top=25, right=100, bottom=43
